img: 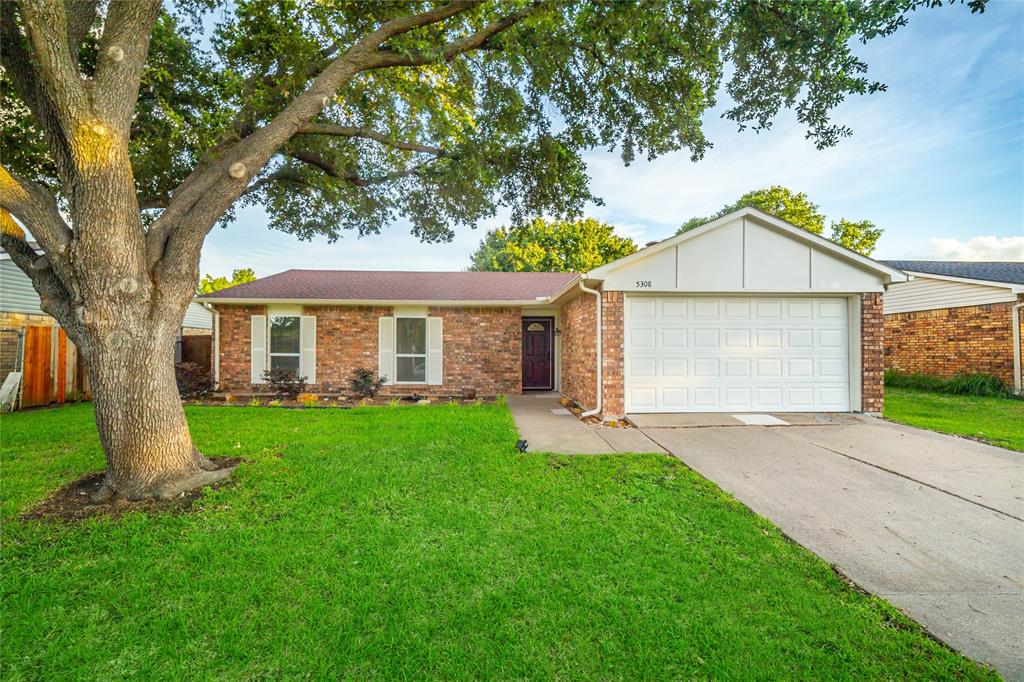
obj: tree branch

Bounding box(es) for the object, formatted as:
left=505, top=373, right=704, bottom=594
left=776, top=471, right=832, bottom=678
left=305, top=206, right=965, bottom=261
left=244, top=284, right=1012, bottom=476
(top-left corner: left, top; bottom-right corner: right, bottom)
left=65, top=0, right=100, bottom=54
left=286, top=150, right=440, bottom=187
left=296, top=123, right=445, bottom=155
left=0, top=210, right=76, bottom=327
left=15, top=0, right=90, bottom=126
left=370, top=6, right=534, bottom=69
left=0, top=164, right=73, bottom=257
left=93, top=0, right=163, bottom=129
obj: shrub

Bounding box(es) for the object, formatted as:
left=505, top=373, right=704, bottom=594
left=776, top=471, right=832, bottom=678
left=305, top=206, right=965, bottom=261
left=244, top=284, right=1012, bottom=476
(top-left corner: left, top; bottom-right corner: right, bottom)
left=175, top=362, right=216, bottom=399
left=263, top=367, right=308, bottom=399
left=946, top=372, right=1007, bottom=397
left=350, top=367, right=386, bottom=398
left=297, top=392, right=319, bottom=407
left=268, top=399, right=282, bottom=407
left=885, top=370, right=1010, bottom=397
left=247, top=397, right=261, bottom=407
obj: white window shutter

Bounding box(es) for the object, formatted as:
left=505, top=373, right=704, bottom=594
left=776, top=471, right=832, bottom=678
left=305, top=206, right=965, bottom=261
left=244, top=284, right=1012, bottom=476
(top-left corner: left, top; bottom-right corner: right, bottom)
left=378, top=316, right=395, bottom=384
left=427, top=316, right=443, bottom=385
left=300, top=315, right=316, bottom=385
left=250, top=315, right=267, bottom=383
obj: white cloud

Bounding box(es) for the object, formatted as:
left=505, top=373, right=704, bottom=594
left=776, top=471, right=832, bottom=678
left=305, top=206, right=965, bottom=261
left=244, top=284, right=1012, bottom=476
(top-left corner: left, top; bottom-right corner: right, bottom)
left=926, top=235, right=1024, bottom=261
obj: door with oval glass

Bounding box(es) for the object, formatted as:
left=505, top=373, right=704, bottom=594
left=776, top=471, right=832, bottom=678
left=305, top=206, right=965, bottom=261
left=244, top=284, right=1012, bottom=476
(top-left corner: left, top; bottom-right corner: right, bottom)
left=521, top=317, right=554, bottom=390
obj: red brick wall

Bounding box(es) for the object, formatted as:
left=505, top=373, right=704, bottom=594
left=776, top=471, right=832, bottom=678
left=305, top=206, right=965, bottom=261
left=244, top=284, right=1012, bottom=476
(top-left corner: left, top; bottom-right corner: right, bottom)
left=215, top=305, right=266, bottom=390
left=601, top=291, right=625, bottom=418
left=861, top=293, right=884, bottom=413
left=560, top=293, right=597, bottom=410
left=214, top=304, right=521, bottom=396
left=420, top=306, right=522, bottom=396
left=304, top=305, right=392, bottom=392
left=884, top=300, right=1020, bottom=386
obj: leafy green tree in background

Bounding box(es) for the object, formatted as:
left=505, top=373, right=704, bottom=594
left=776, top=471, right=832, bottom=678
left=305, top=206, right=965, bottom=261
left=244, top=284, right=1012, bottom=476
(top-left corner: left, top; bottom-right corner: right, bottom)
left=829, top=219, right=884, bottom=257
left=677, top=186, right=883, bottom=255
left=198, top=268, right=257, bottom=294
left=0, top=0, right=984, bottom=500
left=469, top=218, right=636, bottom=272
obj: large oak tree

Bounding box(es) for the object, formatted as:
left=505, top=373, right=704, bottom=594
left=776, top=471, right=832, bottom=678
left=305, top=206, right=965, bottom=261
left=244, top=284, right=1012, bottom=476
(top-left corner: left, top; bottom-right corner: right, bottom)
left=0, top=0, right=985, bottom=500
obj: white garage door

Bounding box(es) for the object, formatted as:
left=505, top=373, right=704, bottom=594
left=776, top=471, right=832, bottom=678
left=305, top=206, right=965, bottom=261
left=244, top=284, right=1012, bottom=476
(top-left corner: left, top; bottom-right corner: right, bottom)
left=625, top=296, right=850, bottom=413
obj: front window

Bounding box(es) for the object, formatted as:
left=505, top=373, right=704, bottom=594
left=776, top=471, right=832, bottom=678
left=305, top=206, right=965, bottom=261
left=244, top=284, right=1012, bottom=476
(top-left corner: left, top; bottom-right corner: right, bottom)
left=270, top=316, right=300, bottom=377
left=396, top=317, right=427, bottom=383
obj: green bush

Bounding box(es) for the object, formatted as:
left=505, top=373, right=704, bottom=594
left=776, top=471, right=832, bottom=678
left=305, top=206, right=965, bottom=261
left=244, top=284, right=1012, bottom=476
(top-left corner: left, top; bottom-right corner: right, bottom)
left=885, top=370, right=1011, bottom=398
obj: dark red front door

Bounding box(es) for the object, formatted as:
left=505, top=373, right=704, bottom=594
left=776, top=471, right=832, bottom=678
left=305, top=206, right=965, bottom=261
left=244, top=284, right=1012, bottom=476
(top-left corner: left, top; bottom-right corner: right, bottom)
left=522, top=318, right=554, bottom=390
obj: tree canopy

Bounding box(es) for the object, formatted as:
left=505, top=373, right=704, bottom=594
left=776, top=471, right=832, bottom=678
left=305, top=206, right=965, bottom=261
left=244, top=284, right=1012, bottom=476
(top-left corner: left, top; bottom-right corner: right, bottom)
left=469, top=217, right=636, bottom=272
left=677, top=185, right=884, bottom=255
left=198, top=268, right=257, bottom=294
left=3, top=0, right=985, bottom=252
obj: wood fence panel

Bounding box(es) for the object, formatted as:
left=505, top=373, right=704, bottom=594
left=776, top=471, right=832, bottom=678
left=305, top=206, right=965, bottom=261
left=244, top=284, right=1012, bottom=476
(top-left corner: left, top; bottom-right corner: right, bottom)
left=56, top=330, right=67, bottom=403
left=181, top=335, right=212, bottom=370
left=22, top=326, right=52, bottom=407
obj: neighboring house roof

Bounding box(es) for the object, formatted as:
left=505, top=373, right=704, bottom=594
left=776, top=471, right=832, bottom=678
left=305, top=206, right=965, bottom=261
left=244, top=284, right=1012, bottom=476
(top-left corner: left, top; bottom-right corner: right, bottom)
left=197, top=270, right=580, bottom=304
left=589, top=207, right=909, bottom=284
left=879, top=261, right=1024, bottom=287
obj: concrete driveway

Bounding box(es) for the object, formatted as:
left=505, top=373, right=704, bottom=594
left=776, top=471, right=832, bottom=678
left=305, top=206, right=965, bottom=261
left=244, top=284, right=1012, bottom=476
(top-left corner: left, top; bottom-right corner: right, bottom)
left=637, top=415, right=1024, bottom=679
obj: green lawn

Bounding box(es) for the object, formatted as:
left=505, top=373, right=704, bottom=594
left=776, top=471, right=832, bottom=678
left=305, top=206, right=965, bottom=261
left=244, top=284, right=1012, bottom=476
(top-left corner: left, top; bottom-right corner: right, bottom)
left=885, top=387, right=1024, bottom=451
left=1, top=403, right=995, bottom=679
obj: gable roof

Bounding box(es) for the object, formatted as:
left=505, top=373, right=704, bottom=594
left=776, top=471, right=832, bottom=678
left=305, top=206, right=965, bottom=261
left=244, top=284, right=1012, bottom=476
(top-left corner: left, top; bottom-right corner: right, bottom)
left=197, top=269, right=579, bottom=304
left=588, top=207, right=909, bottom=283
left=879, top=261, right=1024, bottom=287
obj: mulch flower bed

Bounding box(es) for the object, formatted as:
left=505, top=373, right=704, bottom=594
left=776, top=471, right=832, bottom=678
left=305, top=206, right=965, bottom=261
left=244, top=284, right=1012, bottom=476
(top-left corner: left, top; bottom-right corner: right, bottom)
left=21, top=457, right=243, bottom=522
left=183, top=394, right=501, bottom=409
left=558, top=397, right=633, bottom=429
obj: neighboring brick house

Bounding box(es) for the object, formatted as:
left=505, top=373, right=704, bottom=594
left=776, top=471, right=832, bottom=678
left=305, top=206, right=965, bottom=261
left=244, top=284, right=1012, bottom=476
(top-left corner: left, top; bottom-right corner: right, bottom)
left=880, top=261, right=1024, bottom=393
left=199, top=207, right=908, bottom=418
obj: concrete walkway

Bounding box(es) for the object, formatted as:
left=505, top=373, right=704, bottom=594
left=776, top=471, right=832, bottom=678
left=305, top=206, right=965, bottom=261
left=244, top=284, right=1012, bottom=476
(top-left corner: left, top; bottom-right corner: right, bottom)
left=639, top=416, right=1024, bottom=679
left=506, top=394, right=665, bottom=454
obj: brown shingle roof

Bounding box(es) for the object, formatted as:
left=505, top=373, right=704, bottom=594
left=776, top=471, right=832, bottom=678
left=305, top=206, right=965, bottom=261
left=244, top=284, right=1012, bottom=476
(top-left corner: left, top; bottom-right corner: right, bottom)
left=199, top=269, right=579, bottom=302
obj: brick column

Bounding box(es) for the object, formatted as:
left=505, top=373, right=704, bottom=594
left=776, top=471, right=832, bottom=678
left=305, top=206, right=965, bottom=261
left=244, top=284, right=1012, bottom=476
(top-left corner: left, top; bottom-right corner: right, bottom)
left=861, top=292, right=884, bottom=413
left=601, top=291, right=625, bottom=419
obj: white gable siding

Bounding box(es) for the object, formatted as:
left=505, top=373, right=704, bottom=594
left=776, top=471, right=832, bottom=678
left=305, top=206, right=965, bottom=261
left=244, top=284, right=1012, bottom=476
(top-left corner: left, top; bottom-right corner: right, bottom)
left=0, top=259, right=45, bottom=315
left=883, top=276, right=1017, bottom=314
left=602, top=217, right=887, bottom=293
left=183, top=302, right=213, bottom=329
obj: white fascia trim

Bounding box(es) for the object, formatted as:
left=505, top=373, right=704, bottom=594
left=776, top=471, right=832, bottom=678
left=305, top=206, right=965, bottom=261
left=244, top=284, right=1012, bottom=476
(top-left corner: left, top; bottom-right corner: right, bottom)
left=587, top=207, right=910, bottom=284
left=898, top=271, right=1024, bottom=294
left=195, top=297, right=561, bottom=307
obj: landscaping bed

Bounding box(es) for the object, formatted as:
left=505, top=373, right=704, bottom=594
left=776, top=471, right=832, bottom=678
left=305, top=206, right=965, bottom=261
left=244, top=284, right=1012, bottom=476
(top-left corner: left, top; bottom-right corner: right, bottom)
left=1, top=403, right=997, bottom=679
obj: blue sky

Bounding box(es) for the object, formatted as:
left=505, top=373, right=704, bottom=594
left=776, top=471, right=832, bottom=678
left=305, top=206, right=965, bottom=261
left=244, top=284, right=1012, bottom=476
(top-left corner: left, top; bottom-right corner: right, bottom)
left=201, top=1, right=1024, bottom=278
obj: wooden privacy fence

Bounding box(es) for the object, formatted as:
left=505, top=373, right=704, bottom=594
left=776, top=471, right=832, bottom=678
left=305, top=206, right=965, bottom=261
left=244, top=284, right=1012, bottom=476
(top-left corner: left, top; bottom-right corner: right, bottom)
left=0, top=325, right=87, bottom=410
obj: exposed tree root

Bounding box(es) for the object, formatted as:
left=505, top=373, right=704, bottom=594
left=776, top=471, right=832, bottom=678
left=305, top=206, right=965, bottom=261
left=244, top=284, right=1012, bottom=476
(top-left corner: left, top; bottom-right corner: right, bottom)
left=23, top=457, right=242, bottom=521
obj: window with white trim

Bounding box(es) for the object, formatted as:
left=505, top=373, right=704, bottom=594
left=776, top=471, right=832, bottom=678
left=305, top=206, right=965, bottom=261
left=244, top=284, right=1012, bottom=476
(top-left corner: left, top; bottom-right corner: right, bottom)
left=395, top=317, right=427, bottom=383
left=269, top=315, right=301, bottom=377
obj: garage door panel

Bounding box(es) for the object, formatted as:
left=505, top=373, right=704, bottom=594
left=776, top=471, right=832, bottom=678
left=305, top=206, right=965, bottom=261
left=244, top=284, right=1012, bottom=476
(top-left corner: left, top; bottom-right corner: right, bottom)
left=625, top=296, right=850, bottom=413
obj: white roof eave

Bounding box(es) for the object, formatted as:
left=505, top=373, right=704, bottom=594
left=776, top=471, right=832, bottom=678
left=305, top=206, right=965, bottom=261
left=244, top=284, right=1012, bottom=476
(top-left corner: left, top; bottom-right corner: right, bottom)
left=587, top=207, right=910, bottom=284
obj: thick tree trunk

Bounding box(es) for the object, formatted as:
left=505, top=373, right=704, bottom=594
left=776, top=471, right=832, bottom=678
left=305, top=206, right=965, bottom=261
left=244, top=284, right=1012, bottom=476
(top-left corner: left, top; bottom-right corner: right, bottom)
left=82, top=325, right=233, bottom=502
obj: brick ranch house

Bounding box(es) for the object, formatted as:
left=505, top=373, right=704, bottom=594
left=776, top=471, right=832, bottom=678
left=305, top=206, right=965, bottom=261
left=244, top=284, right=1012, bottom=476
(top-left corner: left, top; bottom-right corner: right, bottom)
left=198, top=208, right=909, bottom=419
left=879, top=261, right=1024, bottom=394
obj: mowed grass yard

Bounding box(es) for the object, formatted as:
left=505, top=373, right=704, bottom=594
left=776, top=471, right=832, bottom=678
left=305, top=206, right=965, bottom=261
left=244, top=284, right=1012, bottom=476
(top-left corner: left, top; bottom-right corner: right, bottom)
left=885, top=387, right=1024, bottom=451
left=2, top=403, right=996, bottom=680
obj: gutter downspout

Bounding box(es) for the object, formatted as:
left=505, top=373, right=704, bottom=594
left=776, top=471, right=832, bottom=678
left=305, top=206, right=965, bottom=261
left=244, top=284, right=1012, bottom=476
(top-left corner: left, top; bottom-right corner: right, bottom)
left=578, top=282, right=602, bottom=418
left=1013, top=300, right=1023, bottom=395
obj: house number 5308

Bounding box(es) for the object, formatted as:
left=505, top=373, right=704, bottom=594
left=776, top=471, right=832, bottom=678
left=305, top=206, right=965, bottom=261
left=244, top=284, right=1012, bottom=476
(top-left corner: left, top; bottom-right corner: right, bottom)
left=635, top=280, right=652, bottom=288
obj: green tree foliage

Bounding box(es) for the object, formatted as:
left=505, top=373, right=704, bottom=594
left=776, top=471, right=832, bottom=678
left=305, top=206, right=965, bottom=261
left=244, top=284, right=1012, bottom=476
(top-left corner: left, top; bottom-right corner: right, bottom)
left=678, top=186, right=883, bottom=255
left=830, top=219, right=884, bottom=257
left=198, top=268, right=257, bottom=294
left=4, top=0, right=986, bottom=247
left=469, top=218, right=637, bottom=272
